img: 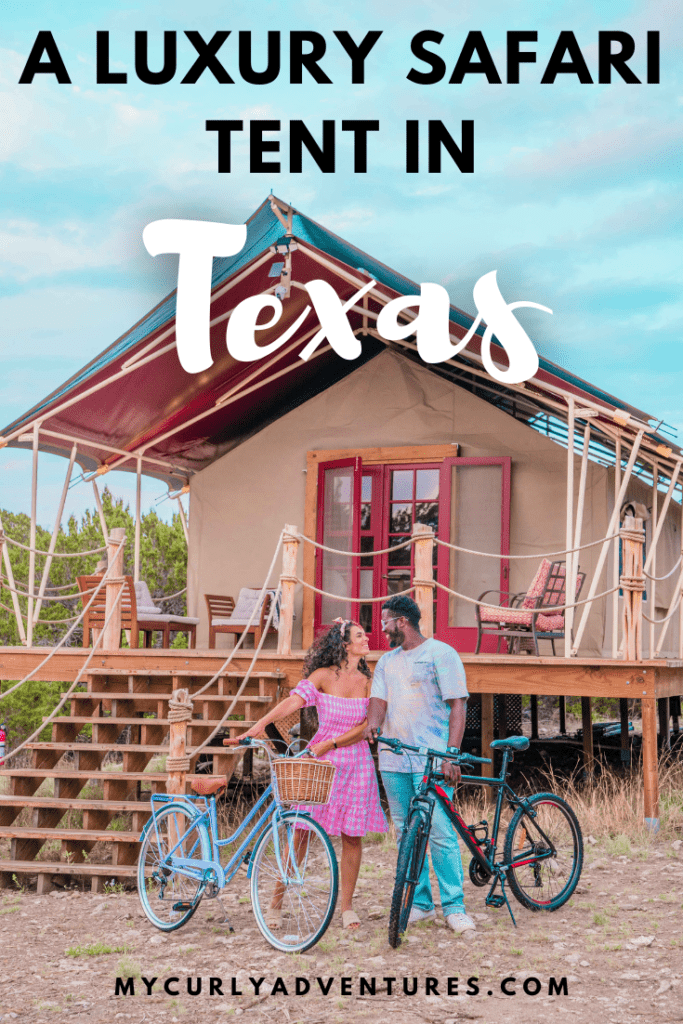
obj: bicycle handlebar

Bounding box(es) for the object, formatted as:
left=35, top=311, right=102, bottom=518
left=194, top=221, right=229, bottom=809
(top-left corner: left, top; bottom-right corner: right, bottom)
left=376, top=731, right=491, bottom=765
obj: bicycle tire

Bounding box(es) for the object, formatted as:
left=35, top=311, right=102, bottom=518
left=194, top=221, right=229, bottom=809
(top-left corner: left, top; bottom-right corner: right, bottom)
left=250, top=811, right=338, bottom=953
left=504, top=792, right=583, bottom=912
left=138, top=802, right=212, bottom=931
left=388, top=812, right=429, bottom=949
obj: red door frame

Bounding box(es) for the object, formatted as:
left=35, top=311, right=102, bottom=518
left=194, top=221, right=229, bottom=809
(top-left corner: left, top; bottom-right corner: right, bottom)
left=436, top=456, right=511, bottom=652
left=314, top=457, right=362, bottom=633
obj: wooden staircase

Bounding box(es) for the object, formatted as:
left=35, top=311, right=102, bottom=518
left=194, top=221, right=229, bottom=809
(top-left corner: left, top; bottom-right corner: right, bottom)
left=0, top=664, right=284, bottom=892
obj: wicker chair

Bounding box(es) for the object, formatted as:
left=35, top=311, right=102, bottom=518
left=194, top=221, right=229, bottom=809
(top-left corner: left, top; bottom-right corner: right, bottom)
left=475, top=559, right=586, bottom=656
left=205, top=588, right=278, bottom=648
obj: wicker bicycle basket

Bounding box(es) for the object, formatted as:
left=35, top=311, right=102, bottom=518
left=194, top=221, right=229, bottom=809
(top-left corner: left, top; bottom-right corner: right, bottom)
left=273, top=757, right=337, bottom=805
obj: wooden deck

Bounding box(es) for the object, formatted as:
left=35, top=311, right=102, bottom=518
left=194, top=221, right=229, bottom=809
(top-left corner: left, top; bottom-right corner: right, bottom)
left=1, top=646, right=682, bottom=890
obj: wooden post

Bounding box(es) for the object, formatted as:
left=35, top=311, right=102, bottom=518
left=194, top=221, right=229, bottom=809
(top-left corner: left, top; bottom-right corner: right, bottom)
left=581, top=697, right=594, bottom=776
left=166, top=689, right=193, bottom=797
left=278, top=525, right=299, bottom=655
left=558, top=696, right=567, bottom=735
left=481, top=694, right=494, bottom=779
left=658, top=697, right=670, bottom=752
left=102, top=527, right=126, bottom=650
left=620, top=515, right=645, bottom=661
left=641, top=696, right=659, bottom=830
left=528, top=696, right=540, bottom=737
left=412, top=524, right=434, bottom=639
left=620, top=697, right=631, bottom=766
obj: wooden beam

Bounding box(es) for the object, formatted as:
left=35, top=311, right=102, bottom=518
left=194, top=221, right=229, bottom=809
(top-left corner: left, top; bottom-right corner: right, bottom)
left=620, top=697, right=631, bottom=766
left=277, top=525, right=299, bottom=655
left=641, top=696, right=659, bottom=829
left=412, top=524, right=434, bottom=638
left=481, top=694, right=494, bottom=779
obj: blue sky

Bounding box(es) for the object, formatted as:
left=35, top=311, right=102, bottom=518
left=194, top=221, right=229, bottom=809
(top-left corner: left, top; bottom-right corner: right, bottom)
left=0, top=0, right=680, bottom=525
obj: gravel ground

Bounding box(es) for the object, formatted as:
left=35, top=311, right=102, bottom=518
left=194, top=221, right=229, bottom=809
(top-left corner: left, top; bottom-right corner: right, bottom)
left=1, top=833, right=682, bottom=1024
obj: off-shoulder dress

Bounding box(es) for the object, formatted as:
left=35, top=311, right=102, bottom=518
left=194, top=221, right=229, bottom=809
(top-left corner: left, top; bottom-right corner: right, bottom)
left=290, top=678, right=387, bottom=837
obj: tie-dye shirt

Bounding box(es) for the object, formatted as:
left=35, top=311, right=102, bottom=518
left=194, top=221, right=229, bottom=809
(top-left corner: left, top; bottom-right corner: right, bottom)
left=371, top=638, right=469, bottom=773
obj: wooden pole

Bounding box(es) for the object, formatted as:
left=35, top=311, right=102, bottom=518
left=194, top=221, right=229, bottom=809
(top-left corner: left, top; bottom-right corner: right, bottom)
left=658, top=697, right=670, bottom=752
left=566, top=420, right=590, bottom=657
left=612, top=436, right=621, bottom=658
left=530, top=695, right=539, bottom=739
left=277, top=525, right=299, bottom=655
left=620, top=697, right=630, bottom=767
left=134, top=457, right=142, bottom=584
left=166, top=688, right=193, bottom=797
left=102, top=527, right=125, bottom=650
left=558, top=696, right=567, bottom=735
left=27, top=422, right=39, bottom=647
left=641, top=696, right=659, bottom=830
left=412, top=523, right=434, bottom=639
left=0, top=518, right=27, bottom=644
left=33, top=443, right=78, bottom=624
left=581, top=696, right=594, bottom=776
left=620, top=515, right=645, bottom=661
left=564, top=396, right=575, bottom=658
left=649, top=466, right=658, bottom=659
left=481, top=694, right=494, bottom=779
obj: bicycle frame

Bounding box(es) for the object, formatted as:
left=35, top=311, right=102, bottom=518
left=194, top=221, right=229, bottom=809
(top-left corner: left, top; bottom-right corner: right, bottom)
left=147, top=740, right=317, bottom=894
left=382, top=739, right=560, bottom=925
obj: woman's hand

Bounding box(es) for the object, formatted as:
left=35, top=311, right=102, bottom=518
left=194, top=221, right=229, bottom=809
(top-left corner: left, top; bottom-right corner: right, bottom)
left=309, top=740, right=334, bottom=758
left=222, top=723, right=265, bottom=745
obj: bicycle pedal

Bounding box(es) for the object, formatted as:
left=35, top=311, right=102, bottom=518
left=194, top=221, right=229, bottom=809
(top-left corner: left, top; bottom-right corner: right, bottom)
left=486, top=895, right=506, bottom=908
left=172, top=901, right=194, bottom=912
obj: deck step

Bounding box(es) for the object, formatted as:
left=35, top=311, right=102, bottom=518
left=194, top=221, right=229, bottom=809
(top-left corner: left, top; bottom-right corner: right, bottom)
left=0, top=859, right=138, bottom=879
left=0, top=770, right=219, bottom=782
left=46, top=716, right=248, bottom=727
left=66, top=692, right=270, bottom=703
left=26, top=737, right=251, bottom=754
left=86, top=668, right=285, bottom=678
left=0, top=827, right=140, bottom=842
left=0, top=796, right=152, bottom=812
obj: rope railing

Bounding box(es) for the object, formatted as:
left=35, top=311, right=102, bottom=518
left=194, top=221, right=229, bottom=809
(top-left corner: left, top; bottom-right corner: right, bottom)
left=295, top=532, right=414, bottom=557
left=643, top=593, right=683, bottom=625
left=296, top=577, right=416, bottom=602
left=434, top=578, right=621, bottom=614
left=1, top=585, right=126, bottom=763
left=0, top=579, right=99, bottom=602
left=0, top=538, right=125, bottom=702
left=643, top=556, right=682, bottom=582
left=2, top=536, right=107, bottom=558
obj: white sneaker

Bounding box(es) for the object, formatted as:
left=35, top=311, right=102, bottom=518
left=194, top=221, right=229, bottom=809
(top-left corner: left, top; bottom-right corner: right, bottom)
left=445, top=912, right=476, bottom=935
left=408, top=907, right=436, bottom=925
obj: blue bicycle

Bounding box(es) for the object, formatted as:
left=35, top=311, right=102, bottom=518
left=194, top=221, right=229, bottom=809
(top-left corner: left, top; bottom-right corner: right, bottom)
left=137, top=738, right=339, bottom=953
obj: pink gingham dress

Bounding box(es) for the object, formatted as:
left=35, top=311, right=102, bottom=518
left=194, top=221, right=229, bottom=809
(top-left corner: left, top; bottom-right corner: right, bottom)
left=291, top=679, right=387, bottom=837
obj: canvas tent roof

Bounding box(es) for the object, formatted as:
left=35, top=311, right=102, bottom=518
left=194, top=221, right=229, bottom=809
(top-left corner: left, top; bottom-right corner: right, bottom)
left=2, top=195, right=678, bottom=487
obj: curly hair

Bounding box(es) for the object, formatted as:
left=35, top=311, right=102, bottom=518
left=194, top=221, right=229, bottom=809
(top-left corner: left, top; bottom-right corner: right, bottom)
left=382, top=594, right=421, bottom=629
left=302, top=620, right=371, bottom=679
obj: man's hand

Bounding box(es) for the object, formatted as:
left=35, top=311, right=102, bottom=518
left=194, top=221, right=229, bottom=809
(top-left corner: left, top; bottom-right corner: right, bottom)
left=442, top=760, right=462, bottom=785
left=364, top=697, right=387, bottom=743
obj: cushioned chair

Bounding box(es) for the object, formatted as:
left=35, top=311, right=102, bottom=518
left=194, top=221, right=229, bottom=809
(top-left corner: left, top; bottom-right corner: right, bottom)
left=205, top=588, right=279, bottom=648
left=77, top=576, right=198, bottom=648
left=475, top=559, right=586, bottom=656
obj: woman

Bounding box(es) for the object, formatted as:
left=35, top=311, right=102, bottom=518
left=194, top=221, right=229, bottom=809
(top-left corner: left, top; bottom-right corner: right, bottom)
left=229, top=618, right=386, bottom=931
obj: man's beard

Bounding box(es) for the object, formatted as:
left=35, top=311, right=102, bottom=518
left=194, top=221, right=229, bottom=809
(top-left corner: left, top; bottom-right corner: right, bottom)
left=388, top=627, right=405, bottom=648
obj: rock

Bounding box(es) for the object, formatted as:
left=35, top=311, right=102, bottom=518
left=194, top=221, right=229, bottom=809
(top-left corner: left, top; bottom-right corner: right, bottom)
left=580, top=961, right=590, bottom=967
left=367, top=908, right=385, bottom=920
left=481, top=960, right=493, bottom=968
left=586, top=835, right=598, bottom=845
left=630, top=936, right=655, bottom=948
left=672, top=840, right=682, bottom=852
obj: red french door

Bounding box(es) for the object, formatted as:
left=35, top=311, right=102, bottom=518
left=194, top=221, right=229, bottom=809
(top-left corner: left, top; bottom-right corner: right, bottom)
left=314, top=455, right=510, bottom=653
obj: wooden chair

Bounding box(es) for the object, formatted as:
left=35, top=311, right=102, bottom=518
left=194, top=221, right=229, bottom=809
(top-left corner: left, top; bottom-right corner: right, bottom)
left=205, top=589, right=277, bottom=648
left=475, top=559, right=586, bottom=656
left=77, top=576, right=198, bottom=648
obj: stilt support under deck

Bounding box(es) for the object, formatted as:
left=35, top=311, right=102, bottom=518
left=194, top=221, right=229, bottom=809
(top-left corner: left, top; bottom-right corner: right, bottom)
left=642, top=696, right=660, bottom=831
left=481, top=694, right=494, bottom=779
left=658, top=697, right=671, bottom=752
left=530, top=695, right=539, bottom=740
left=581, top=697, right=594, bottom=775
left=620, top=697, right=631, bottom=767
left=558, top=695, right=566, bottom=735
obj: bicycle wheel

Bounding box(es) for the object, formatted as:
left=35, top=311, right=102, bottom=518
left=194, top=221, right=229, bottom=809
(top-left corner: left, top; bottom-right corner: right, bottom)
left=250, top=810, right=338, bottom=953
left=388, top=812, right=429, bottom=949
left=138, top=803, right=212, bottom=931
left=504, top=793, right=583, bottom=911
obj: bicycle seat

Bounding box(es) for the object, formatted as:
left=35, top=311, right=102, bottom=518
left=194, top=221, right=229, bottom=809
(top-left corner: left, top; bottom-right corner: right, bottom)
left=489, top=736, right=530, bottom=752
left=190, top=776, right=227, bottom=796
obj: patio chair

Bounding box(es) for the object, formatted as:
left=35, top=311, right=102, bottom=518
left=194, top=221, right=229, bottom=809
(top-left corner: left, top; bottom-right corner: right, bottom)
left=77, top=576, right=198, bottom=648
left=205, top=588, right=279, bottom=648
left=475, top=559, right=586, bottom=656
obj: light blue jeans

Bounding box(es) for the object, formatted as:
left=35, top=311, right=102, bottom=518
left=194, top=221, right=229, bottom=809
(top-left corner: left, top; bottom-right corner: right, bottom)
left=382, top=770, right=466, bottom=916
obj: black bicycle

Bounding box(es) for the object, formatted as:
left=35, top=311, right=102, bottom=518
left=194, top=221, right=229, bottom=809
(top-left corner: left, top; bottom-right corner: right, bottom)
left=378, top=734, right=583, bottom=947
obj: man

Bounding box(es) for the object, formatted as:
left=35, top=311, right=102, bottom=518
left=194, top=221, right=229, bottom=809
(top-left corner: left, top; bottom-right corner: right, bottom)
left=366, top=594, right=475, bottom=937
